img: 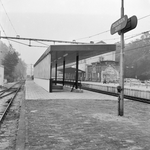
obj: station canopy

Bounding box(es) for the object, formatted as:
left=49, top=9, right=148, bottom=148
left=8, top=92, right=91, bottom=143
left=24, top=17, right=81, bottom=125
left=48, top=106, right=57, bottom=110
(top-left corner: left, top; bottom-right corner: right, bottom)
left=34, top=44, right=116, bottom=67
left=58, top=67, right=85, bottom=73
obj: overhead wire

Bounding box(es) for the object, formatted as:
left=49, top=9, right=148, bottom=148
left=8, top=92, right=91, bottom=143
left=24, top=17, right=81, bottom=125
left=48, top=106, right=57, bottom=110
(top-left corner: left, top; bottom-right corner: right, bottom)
left=0, top=25, right=48, bottom=48
left=0, top=6, right=150, bottom=53
left=9, top=39, right=48, bottom=48
left=0, top=24, right=7, bottom=38
left=69, top=40, right=150, bottom=67
left=138, top=14, right=150, bottom=20
left=0, top=23, right=11, bottom=46
left=9, top=39, right=30, bottom=47
left=73, top=28, right=150, bottom=66
left=35, top=41, right=49, bottom=46
left=124, top=30, right=150, bottom=41
left=2, top=28, right=150, bottom=64
left=74, top=14, right=150, bottom=42
left=104, top=39, right=149, bottom=58
left=0, top=0, right=50, bottom=47
left=0, top=0, right=18, bottom=35
left=74, top=30, right=109, bottom=41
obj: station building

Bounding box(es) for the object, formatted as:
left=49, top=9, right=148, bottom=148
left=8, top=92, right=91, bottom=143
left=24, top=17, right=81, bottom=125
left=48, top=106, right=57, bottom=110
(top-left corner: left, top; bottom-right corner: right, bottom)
left=86, top=60, right=119, bottom=83
left=34, top=44, right=116, bottom=92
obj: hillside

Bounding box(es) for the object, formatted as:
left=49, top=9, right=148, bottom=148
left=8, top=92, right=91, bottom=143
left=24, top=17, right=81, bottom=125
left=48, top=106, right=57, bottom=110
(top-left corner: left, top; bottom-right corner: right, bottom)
left=115, top=31, right=150, bottom=80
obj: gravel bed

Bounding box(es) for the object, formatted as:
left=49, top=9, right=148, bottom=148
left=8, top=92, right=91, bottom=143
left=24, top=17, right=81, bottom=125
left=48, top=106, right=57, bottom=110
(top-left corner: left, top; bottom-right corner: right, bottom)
left=0, top=86, right=24, bottom=150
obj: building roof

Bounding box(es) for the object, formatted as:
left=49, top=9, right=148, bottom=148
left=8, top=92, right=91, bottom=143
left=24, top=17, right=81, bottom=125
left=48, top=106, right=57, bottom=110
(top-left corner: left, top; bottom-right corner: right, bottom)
left=34, top=44, right=116, bottom=67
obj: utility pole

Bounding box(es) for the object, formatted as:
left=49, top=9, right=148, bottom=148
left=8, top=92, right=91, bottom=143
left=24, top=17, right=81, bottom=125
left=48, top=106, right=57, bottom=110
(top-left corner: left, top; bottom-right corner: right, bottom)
left=119, top=0, right=125, bottom=116
left=110, top=0, right=137, bottom=116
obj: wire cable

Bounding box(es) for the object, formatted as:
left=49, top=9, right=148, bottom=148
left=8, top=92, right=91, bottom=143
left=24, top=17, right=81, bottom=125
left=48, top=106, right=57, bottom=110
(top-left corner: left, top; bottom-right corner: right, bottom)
left=138, top=14, right=150, bottom=20
left=74, top=14, right=150, bottom=42
left=35, top=40, right=49, bottom=46
left=0, top=23, right=11, bottom=45
left=124, top=30, right=150, bottom=41
left=9, top=39, right=48, bottom=48
left=70, top=36, right=150, bottom=66
left=0, top=23, right=7, bottom=37
left=0, top=0, right=18, bottom=35
left=75, top=30, right=109, bottom=41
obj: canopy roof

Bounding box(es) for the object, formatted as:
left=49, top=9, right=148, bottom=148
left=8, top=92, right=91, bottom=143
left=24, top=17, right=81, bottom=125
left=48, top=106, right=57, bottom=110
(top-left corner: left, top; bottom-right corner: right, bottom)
left=34, top=44, right=116, bottom=67
left=58, top=67, right=85, bottom=74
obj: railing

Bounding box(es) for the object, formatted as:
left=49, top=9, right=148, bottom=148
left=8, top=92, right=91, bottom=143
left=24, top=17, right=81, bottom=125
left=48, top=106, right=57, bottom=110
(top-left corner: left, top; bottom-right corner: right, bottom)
left=83, top=80, right=150, bottom=89
left=51, top=78, right=82, bottom=91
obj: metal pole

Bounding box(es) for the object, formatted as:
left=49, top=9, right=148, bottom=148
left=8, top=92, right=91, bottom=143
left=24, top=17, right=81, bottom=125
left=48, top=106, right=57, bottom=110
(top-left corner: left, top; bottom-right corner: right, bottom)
left=49, top=54, right=53, bottom=93
left=63, top=58, right=65, bottom=86
left=75, top=54, right=79, bottom=89
left=55, top=62, right=57, bottom=85
left=119, top=0, right=125, bottom=116
left=0, top=36, right=88, bottom=44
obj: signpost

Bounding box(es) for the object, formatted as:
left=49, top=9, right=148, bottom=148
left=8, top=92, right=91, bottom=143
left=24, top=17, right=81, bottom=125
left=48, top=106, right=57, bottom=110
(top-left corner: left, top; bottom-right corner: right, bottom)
left=110, top=0, right=138, bottom=116
left=118, top=15, right=138, bottom=35
left=110, top=15, right=128, bottom=35
left=119, top=0, right=125, bottom=116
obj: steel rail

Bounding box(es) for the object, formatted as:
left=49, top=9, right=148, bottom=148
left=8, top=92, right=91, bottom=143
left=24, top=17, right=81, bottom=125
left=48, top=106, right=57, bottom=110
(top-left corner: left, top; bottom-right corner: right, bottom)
left=0, top=82, right=21, bottom=97
left=0, top=84, right=22, bottom=128
left=0, top=90, right=17, bottom=99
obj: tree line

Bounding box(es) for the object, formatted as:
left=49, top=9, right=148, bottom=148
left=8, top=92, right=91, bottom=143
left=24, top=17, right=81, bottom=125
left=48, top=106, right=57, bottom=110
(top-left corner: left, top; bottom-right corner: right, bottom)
left=0, top=41, right=26, bottom=82
left=115, top=31, right=150, bottom=81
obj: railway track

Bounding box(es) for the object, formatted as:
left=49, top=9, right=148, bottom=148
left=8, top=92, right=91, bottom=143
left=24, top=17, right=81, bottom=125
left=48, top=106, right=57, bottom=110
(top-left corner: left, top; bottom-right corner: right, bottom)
left=0, top=81, right=24, bottom=128
left=82, top=86, right=150, bottom=104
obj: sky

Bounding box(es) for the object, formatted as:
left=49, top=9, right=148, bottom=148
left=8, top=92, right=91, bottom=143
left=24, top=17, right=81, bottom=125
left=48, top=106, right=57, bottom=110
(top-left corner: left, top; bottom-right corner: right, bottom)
left=0, top=0, right=150, bottom=65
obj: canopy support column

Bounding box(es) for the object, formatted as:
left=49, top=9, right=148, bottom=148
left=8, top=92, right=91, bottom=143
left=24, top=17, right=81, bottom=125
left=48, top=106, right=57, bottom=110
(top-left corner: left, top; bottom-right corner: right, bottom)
left=49, top=54, right=53, bottom=93
left=63, top=58, right=65, bottom=86
left=75, top=54, right=79, bottom=89
left=55, top=62, right=57, bottom=85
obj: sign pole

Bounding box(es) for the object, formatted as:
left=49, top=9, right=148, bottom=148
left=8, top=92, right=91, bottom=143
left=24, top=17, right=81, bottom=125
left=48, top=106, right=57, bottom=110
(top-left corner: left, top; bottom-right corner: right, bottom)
left=119, top=0, right=124, bottom=116
left=110, top=0, right=137, bottom=116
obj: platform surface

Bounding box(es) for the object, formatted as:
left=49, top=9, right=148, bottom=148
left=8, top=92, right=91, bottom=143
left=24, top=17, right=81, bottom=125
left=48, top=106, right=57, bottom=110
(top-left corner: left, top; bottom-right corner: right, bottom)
left=16, top=80, right=150, bottom=150
left=25, top=81, right=117, bottom=100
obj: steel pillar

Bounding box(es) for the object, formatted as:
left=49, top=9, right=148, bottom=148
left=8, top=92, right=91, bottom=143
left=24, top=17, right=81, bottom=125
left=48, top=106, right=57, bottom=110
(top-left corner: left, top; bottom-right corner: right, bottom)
left=49, top=54, right=53, bottom=93
left=75, top=54, right=79, bottom=89
left=63, top=58, right=65, bottom=86
left=55, top=62, right=57, bottom=85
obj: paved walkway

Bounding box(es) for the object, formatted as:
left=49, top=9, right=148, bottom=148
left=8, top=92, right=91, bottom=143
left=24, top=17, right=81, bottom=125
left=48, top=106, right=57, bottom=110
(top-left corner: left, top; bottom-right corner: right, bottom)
left=25, top=81, right=117, bottom=100
left=16, top=81, right=150, bottom=150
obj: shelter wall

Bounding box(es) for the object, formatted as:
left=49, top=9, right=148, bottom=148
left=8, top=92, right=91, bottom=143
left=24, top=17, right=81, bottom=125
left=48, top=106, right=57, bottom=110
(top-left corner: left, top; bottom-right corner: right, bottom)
left=34, top=54, right=51, bottom=92
left=34, top=54, right=51, bottom=79
left=34, top=78, right=50, bottom=91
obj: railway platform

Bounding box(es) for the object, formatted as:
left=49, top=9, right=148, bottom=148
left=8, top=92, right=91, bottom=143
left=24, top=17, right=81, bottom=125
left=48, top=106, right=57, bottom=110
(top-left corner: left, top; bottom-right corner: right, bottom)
left=16, top=80, right=150, bottom=150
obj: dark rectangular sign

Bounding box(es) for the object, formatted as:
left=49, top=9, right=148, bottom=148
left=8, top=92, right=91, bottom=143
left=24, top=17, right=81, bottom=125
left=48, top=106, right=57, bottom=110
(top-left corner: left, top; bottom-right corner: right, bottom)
left=110, top=15, right=128, bottom=35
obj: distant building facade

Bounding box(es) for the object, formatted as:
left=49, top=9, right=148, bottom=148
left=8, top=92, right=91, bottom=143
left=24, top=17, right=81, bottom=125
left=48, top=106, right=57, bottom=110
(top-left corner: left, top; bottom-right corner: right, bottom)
left=86, top=60, right=119, bottom=83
